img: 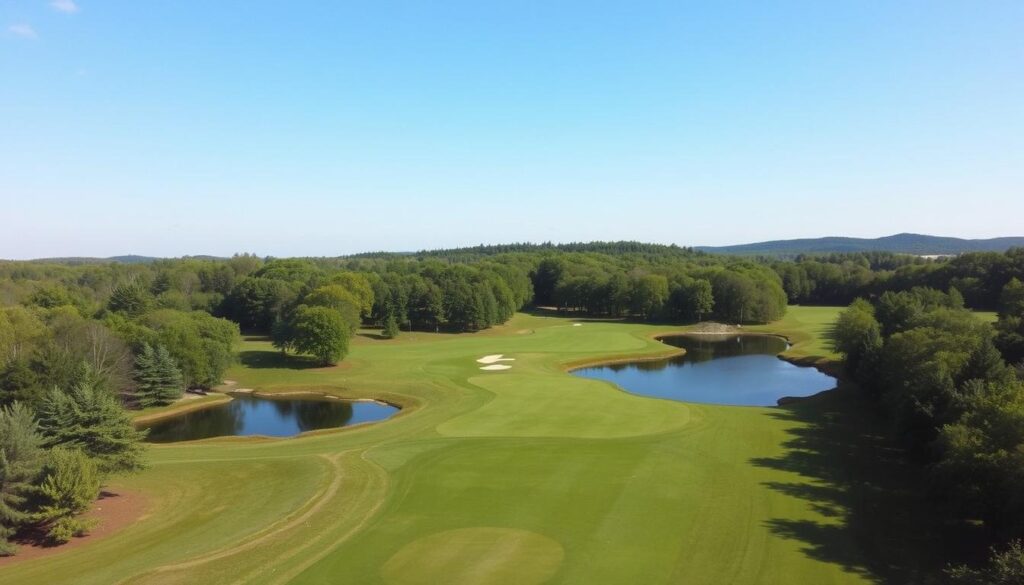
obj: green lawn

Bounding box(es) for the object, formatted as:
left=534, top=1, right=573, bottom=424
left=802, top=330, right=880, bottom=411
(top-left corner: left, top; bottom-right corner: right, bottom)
left=1, top=306, right=932, bottom=584
left=747, top=305, right=842, bottom=362
left=974, top=310, right=998, bottom=324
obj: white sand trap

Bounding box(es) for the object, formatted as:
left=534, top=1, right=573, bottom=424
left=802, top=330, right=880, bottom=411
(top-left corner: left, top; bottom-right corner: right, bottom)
left=573, top=323, right=583, bottom=327
left=477, top=354, right=516, bottom=364
left=233, top=388, right=255, bottom=394
left=480, top=364, right=512, bottom=371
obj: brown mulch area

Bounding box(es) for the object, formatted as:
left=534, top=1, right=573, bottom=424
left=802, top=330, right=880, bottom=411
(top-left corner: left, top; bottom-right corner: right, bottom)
left=0, top=489, right=145, bottom=565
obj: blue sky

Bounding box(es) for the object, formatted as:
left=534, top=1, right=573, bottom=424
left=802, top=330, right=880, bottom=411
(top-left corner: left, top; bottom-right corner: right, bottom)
left=1, top=1, right=1022, bottom=258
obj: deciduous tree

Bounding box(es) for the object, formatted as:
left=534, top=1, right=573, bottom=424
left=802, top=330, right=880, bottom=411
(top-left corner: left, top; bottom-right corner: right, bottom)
left=290, top=306, right=350, bottom=366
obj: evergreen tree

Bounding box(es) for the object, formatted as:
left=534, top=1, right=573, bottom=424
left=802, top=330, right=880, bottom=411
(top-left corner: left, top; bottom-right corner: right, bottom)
left=35, top=446, right=100, bottom=542
left=0, top=403, right=44, bottom=556
left=36, top=379, right=146, bottom=475
left=0, top=359, right=41, bottom=408
left=150, top=272, right=173, bottom=296
left=133, top=344, right=183, bottom=407
left=153, top=345, right=184, bottom=403
left=382, top=313, right=400, bottom=339
left=106, top=282, right=153, bottom=317
left=132, top=344, right=161, bottom=407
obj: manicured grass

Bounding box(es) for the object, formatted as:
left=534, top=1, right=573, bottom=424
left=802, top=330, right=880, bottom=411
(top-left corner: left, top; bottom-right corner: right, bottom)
left=2, top=306, right=928, bottom=584
left=747, top=305, right=842, bottom=361
left=974, top=310, right=998, bottom=324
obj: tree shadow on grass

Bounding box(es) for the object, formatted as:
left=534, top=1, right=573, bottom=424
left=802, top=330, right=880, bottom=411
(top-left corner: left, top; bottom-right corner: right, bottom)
left=238, top=350, right=322, bottom=370
left=750, top=384, right=967, bottom=584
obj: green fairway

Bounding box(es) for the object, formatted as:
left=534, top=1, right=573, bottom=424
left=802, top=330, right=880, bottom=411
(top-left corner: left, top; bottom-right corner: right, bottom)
left=2, top=306, right=925, bottom=584
left=747, top=305, right=842, bottom=362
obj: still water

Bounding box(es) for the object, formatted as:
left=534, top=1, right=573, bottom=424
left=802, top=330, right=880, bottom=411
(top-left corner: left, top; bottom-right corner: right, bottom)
left=572, top=334, right=835, bottom=407
left=143, top=394, right=398, bottom=442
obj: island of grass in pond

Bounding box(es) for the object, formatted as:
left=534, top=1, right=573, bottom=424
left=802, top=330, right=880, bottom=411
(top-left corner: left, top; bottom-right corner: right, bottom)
left=142, top=394, right=398, bottom=442
left=573, top=334, right=835, bottom=406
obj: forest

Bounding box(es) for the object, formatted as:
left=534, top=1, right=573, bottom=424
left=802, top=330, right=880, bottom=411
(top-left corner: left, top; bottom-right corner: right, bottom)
left=829, top=285, right=1024, bottom=582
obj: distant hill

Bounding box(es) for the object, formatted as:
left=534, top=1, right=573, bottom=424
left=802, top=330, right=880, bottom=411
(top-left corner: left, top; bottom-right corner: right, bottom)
left=21, top=255, right=225, bottom=265
left=10, top=235, right=1024, bottom=264
left=696, top=233, right=1024, bottom=257
left=348, top=241, right=699, bottom=260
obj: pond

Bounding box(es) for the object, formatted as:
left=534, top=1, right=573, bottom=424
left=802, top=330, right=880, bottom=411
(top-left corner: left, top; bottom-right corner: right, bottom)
left=571, top=334, right=835, bottom=407
left=142, top=394, right=399, bottom=442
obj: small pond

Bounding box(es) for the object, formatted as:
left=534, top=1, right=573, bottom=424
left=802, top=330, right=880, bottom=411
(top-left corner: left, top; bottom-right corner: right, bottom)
left=142, top=394, right=398, bottom=443
left=571, top=334, right=835, bottom=407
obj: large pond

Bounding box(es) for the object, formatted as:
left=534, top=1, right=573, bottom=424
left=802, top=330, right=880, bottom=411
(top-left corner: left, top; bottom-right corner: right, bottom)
left=142, top=394, right=398, bottom=443
left=572, top=334, right=835, bottom=407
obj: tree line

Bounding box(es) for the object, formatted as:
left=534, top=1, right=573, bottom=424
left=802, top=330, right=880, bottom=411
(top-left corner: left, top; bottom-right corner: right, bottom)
left=0, top=260, right=244, bottom=554
left=353, top=241, right=1024, bottom=316
left=830, top=281, right=1024, bottom=581
left=774, top=248, right=1024, bottom=308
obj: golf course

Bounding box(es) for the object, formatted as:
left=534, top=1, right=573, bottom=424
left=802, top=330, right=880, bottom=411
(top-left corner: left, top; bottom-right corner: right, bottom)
left=0, top=305, right=939, bottom=584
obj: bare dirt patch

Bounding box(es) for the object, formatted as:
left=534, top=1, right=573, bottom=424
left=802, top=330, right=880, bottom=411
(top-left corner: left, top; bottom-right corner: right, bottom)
left=0, top=489, right=145, bottom=565
left=688, top=321, right=742, bottom=334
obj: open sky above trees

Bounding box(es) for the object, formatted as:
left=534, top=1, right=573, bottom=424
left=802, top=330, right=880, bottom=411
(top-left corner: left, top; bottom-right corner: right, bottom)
left=2, top=1, right=1023, bottom=258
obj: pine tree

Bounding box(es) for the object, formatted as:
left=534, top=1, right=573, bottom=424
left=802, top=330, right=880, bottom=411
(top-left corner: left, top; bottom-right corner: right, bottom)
left=382, top=313, right=400, bottom=339
left=106, top=282, right=152, bottom=317
left=133, top=344, right=183, bottom=407
left=36, top=381, right=146, bottom=475
left=35, top=446, right=100, bottom=542
left=0, top=403, right=45, bottom=556
left=133, top=344, right=161, bottom=408
left=154, top=346, right=184, bottom=404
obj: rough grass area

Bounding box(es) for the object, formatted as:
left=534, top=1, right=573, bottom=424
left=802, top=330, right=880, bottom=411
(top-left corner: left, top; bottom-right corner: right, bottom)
left=1, top=306, right=940, bottom=584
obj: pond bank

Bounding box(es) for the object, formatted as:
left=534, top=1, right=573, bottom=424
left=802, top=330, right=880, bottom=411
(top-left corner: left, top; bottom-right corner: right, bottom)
left=571, top=332, right=837, bottom=407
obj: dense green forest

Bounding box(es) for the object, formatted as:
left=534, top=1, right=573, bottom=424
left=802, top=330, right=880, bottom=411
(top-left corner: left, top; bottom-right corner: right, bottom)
left=830, top=284, right=1024, bottom=581
left=1, top=242, right=1024, bottom=569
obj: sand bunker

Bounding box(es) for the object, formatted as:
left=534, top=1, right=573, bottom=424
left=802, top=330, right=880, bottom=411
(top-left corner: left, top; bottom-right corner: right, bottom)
left=477, top=354, right=516, bottom=364
left=479, top=364, right=512, bottom=371
left=573, top=323, right=582, bottom=327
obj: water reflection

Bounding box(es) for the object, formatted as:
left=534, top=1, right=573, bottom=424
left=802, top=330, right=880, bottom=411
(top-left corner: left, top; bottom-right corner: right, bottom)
left=143, top=394, right=397, bottom=442
left=573, top=334, right=834, bottom=407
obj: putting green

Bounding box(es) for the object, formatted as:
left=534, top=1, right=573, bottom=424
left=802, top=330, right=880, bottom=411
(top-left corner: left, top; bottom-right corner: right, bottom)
left=2, top=306, right=918, bottom=584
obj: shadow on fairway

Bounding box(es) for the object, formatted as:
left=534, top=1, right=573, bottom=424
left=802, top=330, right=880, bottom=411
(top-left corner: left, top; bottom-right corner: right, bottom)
left=750, top=385, right=963, bottom=584
left=239, top=349, right=322, bottom=370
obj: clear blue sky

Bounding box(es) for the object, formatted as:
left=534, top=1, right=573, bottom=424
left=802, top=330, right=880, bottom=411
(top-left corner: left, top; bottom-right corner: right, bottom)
left=2, top=1, right=1022, bottom=258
